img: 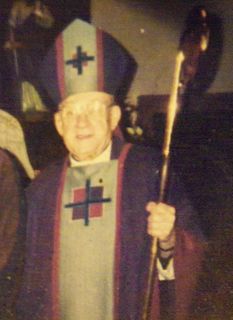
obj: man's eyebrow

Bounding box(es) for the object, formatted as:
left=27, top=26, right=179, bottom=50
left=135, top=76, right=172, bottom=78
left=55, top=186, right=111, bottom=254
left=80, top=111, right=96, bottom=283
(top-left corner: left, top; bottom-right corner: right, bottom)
left=58, top=100, right=113, bottom=111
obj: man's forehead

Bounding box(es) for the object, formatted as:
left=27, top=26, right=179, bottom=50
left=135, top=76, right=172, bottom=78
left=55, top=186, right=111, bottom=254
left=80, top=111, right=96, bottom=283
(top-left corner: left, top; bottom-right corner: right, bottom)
left=59, top=91, right=114, bottom=109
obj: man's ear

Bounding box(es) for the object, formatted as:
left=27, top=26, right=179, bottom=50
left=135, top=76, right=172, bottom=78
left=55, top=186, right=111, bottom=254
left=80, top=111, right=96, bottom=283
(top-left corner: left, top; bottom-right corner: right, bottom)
left=109, top=105, right=121, bottom=131
left=54, top=112, right=64, bottom=137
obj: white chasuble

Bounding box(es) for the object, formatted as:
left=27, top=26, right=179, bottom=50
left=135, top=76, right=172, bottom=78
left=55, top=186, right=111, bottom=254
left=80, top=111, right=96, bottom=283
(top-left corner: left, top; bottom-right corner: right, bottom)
left=59, top=160, right=118, bottom=320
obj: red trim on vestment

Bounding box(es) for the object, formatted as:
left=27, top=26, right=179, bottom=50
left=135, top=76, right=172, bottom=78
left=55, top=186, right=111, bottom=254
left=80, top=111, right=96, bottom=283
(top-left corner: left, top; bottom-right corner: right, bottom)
left=96, top=29, right=104, bottom=91
left=114, top=143, right=132, bottom=319
left=52, top=157, right=69, bottom=320
left=56, top=34, right=65, bottom=100
left=174, top=229, right=205, bottom=320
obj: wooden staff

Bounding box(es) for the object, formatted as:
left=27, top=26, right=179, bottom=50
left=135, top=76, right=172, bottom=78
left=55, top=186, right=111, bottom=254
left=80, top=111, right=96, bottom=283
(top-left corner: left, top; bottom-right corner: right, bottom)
left=142, top=6, right=210, bottom=319
left=142, top=50, right=185, bottom=320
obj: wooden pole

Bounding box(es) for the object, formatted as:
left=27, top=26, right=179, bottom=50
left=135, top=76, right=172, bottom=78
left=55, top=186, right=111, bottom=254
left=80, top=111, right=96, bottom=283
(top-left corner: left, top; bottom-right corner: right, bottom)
left=142, top=51, right=185, bottom=320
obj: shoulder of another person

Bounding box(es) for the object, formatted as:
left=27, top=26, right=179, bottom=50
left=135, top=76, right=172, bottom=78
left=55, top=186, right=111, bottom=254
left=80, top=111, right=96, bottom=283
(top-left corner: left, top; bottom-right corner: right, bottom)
left=0, top=148, right=11, bottom=163
left=0, top=148, right=16, bottom=173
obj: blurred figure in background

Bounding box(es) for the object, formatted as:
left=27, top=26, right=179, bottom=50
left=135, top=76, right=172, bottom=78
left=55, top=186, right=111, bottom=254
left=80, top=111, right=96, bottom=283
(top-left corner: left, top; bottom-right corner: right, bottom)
left=0, top=109, right=34, bottom=319
left=1, top=0, right=54, bottom=113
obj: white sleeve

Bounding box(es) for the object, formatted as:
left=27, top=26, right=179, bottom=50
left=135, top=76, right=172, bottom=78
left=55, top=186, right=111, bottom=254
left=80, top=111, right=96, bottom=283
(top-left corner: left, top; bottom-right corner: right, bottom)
left=157, top=258, right=175, bottom=281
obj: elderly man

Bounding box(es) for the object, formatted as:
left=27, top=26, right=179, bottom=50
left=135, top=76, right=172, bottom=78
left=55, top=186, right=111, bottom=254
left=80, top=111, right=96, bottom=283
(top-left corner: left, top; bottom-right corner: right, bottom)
left=17, top=91, right=204, bottom=320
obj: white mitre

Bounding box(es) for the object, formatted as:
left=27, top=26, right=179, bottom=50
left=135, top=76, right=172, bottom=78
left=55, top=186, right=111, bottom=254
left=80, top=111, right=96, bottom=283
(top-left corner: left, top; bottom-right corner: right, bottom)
left=0, top=109, right=35, bottom=179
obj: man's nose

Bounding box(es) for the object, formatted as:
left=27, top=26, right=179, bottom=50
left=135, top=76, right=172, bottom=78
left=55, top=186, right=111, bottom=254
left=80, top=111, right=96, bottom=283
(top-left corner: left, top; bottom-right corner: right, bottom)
left=74, top=113, right=89, bottom=127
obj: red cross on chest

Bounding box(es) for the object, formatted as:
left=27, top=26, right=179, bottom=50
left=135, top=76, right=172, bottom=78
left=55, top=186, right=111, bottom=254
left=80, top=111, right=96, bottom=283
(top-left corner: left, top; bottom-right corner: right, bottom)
left=65, top=179, right=111, bottom=226
left=72, top=185, right=103, bottom=220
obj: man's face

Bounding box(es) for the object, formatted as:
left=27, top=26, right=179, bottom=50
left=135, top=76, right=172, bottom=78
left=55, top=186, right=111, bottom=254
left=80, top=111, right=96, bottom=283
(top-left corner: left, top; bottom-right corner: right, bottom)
left=54, top=92, right=121, bottom=161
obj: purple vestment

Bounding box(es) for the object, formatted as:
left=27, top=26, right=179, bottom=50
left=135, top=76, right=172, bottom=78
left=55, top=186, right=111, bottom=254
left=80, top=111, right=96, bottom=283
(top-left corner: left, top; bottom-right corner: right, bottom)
left=17, top=138, right=205, bottom=319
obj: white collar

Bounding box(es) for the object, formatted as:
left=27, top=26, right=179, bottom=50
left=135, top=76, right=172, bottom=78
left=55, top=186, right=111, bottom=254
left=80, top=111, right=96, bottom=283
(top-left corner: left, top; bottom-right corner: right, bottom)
left=69, top=143, right=112, bottom=167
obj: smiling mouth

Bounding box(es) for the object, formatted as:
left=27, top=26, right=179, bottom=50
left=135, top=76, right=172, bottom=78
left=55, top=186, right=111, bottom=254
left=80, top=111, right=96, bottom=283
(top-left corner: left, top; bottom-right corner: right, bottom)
left=76, top=134, right=92, bottom=140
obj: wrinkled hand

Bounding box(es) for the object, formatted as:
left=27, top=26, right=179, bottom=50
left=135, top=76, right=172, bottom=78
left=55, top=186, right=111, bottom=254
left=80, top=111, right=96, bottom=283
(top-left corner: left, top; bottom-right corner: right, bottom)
left=146, top=202, right=176, bottom=242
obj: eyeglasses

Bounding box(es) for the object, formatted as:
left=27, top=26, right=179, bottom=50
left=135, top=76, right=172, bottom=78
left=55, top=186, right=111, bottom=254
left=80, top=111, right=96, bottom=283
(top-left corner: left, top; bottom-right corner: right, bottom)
left=59, top=100, right=111, bottom=120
